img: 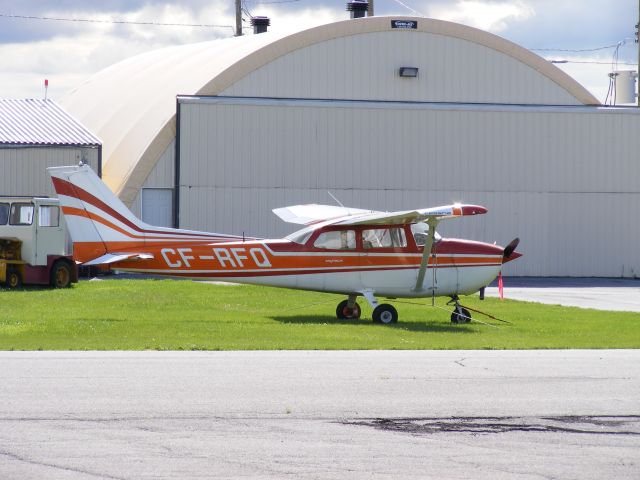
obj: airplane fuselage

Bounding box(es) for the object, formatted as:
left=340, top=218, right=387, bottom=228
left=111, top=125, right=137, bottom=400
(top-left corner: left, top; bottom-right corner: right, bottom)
left=109, top=224, right=504, bottom=298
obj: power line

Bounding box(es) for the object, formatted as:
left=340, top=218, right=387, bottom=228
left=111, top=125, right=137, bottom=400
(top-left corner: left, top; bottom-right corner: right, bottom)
left=250, top=0, right=301, bottom=4
left=390, top=0, right=423, bottom=17
left=550, top=59, right=636, bottom=65
left=0, top=13, right=233, bottom=29
left=530, top=43, right=622, bottom=53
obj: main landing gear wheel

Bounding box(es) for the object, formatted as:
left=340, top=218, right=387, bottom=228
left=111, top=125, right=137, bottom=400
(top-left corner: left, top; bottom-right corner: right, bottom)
left=336, top=300, right=361, bottom=319
left=451, top=306, right=471, bottom=324
left=372, top=304, right=398, bottom=324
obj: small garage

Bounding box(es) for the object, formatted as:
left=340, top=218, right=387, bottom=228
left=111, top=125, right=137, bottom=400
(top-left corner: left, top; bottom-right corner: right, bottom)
left=0, top=98, right=101, bottom=198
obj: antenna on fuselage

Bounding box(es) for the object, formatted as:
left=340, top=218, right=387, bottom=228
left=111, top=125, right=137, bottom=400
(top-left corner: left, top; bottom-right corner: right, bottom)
left=327, top=191, right=345, bottom=208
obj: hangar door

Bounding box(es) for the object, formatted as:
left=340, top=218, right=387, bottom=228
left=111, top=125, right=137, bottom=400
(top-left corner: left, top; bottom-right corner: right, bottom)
left=176, top=95, right=640, bottom=277
left=141, top=188, right=173, bottom=228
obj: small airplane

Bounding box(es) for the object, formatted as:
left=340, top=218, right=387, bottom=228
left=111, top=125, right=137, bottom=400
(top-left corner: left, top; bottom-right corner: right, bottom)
left=48, top=165, right=521, bottom=324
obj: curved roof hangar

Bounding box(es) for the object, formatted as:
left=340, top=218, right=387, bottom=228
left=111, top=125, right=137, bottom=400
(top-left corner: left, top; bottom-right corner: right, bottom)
left=60, top=16, right=599, bottom=206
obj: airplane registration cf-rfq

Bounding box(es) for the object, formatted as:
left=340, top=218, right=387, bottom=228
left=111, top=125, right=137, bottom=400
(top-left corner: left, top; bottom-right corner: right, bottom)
left=48, top=165, right=521, bottom=324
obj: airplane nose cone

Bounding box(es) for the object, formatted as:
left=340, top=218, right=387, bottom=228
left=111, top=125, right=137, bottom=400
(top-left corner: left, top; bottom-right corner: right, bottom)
left=503, top=251, right=523, bottom=263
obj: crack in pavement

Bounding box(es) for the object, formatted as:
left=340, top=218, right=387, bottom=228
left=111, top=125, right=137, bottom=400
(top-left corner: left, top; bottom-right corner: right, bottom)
left=345, top=415, right=640, bottom=436
left=0, top=449, right=128, bottom=480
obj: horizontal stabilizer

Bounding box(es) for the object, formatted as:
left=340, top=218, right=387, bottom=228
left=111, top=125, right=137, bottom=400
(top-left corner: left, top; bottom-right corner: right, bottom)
left=83, top=252, right=154, bottom=266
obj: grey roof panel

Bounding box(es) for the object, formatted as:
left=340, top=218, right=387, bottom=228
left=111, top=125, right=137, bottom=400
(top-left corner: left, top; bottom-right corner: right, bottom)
left=0, top=98, right=101, bottom=146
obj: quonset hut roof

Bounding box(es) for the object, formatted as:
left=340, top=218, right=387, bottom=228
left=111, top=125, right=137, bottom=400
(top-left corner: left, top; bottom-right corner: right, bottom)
left=0, top=99, right=101, bottom=147
left=60, top=16, right=599, bottom=206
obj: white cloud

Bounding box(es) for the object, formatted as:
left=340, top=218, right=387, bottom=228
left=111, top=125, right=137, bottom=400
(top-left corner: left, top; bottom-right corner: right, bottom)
left=428, top=0, right=535, bottom=32
left=0, top=2, right=344, bottom=99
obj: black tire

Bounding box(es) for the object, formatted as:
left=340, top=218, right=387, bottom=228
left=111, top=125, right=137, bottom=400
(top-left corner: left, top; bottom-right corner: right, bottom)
left=336, top=299, right=361, bottom=319
left=50, top=261, right=72, bottom=288
left=6, top=267, right=22, bottom=289
left=451, top=307, right=471, bottom=324
left=372, top=304, right=398, bottom=324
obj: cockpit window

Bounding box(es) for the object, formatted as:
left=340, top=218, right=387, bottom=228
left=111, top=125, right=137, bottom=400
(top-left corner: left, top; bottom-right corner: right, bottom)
left=314, top=230, right=356, bottom=250
left=362, top=228, right=406, bottom=249
left=411, top=222, right=441, bottom=246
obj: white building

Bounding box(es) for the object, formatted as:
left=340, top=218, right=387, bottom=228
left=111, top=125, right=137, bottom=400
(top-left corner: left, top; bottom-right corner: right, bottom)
left=60, top=16, right=640, bottom=277
left=0, top=99, right=101, bottom=198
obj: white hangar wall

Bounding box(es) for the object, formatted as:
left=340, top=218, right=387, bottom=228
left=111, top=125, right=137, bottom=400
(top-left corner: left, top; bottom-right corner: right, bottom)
left=221, top=30, right=584, bottom=105
left=0, top=147, right=100, bottom=198
left=177, top=96, right=640, bottom=278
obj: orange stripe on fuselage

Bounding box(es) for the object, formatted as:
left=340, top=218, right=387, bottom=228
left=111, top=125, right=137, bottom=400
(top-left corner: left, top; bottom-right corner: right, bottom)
left=105, top=241, right=502, bottom=276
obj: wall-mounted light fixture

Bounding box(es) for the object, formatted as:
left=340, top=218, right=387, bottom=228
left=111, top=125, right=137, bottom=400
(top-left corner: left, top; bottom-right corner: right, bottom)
left=399, top=67, right=419, bottom=78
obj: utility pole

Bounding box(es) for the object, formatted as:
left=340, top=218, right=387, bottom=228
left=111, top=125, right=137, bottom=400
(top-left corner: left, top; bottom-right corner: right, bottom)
left=636, top=0, right=639, bottom=106
left=368, top=0, right=374, bottom=16
left=235, top=0, right=243, bottom=36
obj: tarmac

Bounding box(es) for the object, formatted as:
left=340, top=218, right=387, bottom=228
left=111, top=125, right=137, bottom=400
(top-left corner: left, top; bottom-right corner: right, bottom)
left=1, top=276, right=637, bottom=478
left=0, top=350, right=639, bottom=479
left=485, top=277, right=640, bottom=312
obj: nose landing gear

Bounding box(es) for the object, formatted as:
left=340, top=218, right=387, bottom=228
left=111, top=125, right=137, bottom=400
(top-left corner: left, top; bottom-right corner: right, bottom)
left=449, top=295, right=471, bottom=324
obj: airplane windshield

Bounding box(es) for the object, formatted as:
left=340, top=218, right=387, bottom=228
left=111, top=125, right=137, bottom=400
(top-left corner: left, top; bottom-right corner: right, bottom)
left=286, top=227, right=314, bottom=244
left=411, top=222, right=441, bottom=247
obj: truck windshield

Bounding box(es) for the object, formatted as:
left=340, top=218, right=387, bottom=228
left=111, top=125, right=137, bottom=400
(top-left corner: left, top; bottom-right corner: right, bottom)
left=0, top=203, right=8, bottom=225
left=9, top=203, right=34, bottom=226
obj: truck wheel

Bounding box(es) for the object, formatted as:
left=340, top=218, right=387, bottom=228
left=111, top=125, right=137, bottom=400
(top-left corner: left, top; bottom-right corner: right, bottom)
left=6, top=267, right=22, bottom=289
left=51, top=261, right=72, bottom=288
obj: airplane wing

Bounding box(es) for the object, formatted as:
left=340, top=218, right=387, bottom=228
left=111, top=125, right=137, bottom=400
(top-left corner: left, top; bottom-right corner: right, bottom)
left=272, top=204, right=376, bottom=225
left=273, top=203, right=487, bottom=226
left=334, top=204, right=487, bottom=226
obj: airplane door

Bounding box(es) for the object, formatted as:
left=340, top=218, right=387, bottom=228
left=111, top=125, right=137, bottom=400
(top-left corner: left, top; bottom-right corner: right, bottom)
left=359, top=227, right=415, bottom=294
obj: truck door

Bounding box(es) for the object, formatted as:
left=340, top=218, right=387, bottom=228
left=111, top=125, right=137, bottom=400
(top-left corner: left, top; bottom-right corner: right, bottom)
left=34, top=202, right=65, bottom=266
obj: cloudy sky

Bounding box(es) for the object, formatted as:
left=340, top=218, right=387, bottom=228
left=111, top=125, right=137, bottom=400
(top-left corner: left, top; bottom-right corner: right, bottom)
left=0, top=0, right=638, bottom=103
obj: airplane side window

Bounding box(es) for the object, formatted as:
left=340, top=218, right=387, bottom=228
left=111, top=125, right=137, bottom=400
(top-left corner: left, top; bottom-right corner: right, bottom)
left=411, top=222, right=442, bottom=247
left=0, top=203, right=8, bottom=225
left=362, top=228, right=406, bottom=249
left=314, top=230, right=356, bottom=250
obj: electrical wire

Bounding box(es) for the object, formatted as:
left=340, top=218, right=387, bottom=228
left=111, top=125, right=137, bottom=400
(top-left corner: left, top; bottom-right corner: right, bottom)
left=557, top=60, right=636, bottom=65
left=250, top=0, right=301, bottom=4
left=0, top=12, right=232, bottom=29
left=241, top=0, right=254, bottom=24
left=390, top=0, right=424, bottom=17
left=530, top=43, right=621, bottom=53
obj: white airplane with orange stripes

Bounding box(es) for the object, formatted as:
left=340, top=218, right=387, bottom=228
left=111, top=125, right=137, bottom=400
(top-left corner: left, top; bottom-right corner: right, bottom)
left=48, top=165, right=521, bottom=324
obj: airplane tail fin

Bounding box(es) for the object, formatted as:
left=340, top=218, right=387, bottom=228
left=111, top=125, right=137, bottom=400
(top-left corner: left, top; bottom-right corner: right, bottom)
left=48, top=164, right=238, bottom=264
left=48, top=164, right=141, bottom=263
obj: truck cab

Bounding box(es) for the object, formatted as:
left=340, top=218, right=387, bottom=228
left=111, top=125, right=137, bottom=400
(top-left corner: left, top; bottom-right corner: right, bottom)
left=0, top=197, right=77, bottom=288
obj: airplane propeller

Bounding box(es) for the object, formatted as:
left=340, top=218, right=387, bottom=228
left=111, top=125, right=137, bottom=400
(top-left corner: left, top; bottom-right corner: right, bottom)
left=503, top=237, right=520, bottom=261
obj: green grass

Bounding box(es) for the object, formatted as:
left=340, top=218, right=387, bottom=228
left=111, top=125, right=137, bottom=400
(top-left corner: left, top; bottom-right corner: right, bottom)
left=1, top=279, right=639, bottom=350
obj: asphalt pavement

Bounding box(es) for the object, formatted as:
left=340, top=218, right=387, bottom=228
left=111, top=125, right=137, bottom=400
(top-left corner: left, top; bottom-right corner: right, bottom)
left=0, top=350, right=639, bottom=479
left=485, top=277, right=640, bottom=312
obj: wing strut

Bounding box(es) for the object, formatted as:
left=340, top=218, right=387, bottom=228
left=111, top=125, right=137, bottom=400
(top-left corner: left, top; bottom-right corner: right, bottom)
left=414, top=218, right=438, bottom=292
